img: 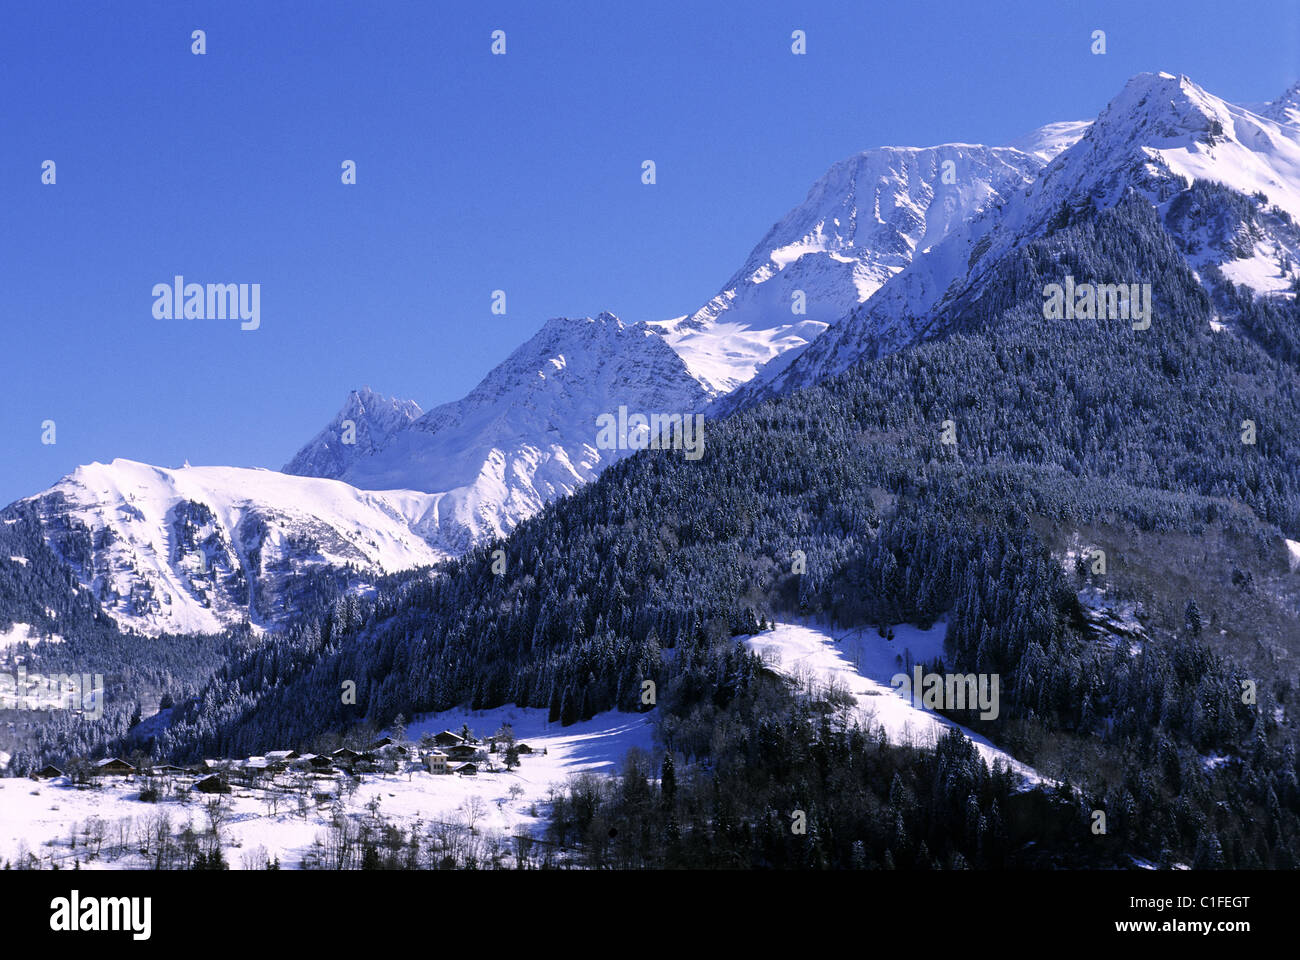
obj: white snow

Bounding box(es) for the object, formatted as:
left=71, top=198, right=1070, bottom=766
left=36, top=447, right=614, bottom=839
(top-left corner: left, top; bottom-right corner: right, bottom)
left=743, top=621, right=1044, bottom=787
left=1286, top=538, right=1300, bottom=572
left=7, top=556, right=29, bottom=566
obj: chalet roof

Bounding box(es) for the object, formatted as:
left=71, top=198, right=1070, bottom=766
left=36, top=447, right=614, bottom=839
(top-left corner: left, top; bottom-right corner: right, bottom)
left=95, top=757, right=134, bottom=769
left=265, top=750, right=298, bottom=761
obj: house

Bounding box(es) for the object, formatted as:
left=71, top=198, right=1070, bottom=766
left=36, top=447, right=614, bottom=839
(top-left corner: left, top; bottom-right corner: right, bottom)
left=446, top=744, right=478, bottom=761
left=368, top=737, right=395, bottom=749
left=150, top=764, right=186, bottom=776
left=332, top=748, right=362, bottom=764
left=194, top=774, right=230, bottom=794
left=515, top=743, right=533, bottom=754
left=34, top=764, right=63, bottom=779
left=308, top=754, right=334, bottom=771
left=432, top=730, right=464, bottom=747
left=265, top=750, right=299, bottom=763
left=451, top=762, right=477, bottom=776
left=423, top=751, right=449, bottom=775
left=93, top=758, right=135, bottom=776
left=243, top=757, right=272, bottom=776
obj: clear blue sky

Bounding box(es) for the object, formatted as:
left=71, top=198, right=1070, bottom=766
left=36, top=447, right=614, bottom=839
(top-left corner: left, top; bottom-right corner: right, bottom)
left=2, top=0, right=1297, bottom=505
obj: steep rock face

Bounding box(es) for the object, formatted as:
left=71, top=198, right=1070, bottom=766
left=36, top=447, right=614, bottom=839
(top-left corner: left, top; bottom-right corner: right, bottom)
left=649, top=138, right=1075, bottom=396
left=750, top=73, right=1300, bottom=403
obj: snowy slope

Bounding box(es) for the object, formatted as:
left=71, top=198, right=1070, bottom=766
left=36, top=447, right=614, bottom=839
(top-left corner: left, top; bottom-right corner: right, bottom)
left=744, top=621, right=1043, bottom=787
left=291, top=313, right=709, bottom=551
left=23, top=459, right=450, bottom=635
left=756, top=73, right=1300, bottom=399
left=648, top=137, right=1078, bottom=395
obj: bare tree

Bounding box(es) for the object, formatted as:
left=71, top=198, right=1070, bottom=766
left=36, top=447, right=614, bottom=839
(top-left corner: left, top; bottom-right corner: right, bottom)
left=460, top=795, right=489, bottom=835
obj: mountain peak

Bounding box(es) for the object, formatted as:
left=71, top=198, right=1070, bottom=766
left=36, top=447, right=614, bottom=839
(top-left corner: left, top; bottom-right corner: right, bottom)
left=282, top=388, right=422, bottom=480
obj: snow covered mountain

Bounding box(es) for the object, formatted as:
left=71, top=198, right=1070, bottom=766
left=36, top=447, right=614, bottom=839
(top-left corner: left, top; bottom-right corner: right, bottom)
left=749, top=73, right=1300, bottom=401
left=13, top=72, right=1298, bottom=639
left=286, top=312, right=709, bottom=552
left=283, top=387, right=422, bottom=481
left=7, top=314, right=706, bottom=634
left=647, top=129, right=1087, bottom=396
left=19, top=460, right=450, bottom=635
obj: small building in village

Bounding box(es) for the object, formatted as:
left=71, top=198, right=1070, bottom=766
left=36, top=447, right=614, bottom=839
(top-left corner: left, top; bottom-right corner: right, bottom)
left=446, top=744, right=478, bottom=761
left=194, top=774, right=230, bottom=794
left=243, top=757, right=273, bottom=777
left=432, top=730, right=464, bottom=747
left=423, top=751, right=449, bottom=774
left=93, top=758, right=135, bottom=776
left=451, top=762, right=477, bottom=776
left=34, top=764, right=64, bottom=779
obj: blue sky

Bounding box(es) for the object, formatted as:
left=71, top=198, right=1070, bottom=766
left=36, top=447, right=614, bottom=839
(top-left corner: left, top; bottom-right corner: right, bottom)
left=2, top=0, right=1297, bottom=505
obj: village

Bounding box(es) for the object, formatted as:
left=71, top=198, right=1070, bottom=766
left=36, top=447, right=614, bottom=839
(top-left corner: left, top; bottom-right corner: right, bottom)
left=0, top=706, right=657, bottom=870
left=29, top=724, right=544, bottom=795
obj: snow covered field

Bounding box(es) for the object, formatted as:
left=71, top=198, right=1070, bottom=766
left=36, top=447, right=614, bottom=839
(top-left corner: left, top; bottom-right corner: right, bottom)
left=0, top=705, right=655, bottom=870
left=743, top=621, right=1044, bottom=787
